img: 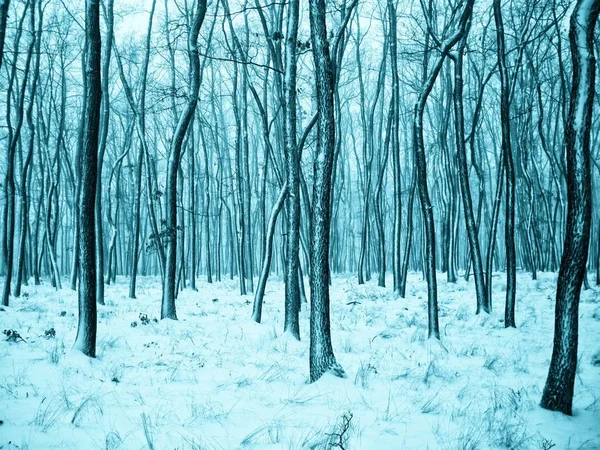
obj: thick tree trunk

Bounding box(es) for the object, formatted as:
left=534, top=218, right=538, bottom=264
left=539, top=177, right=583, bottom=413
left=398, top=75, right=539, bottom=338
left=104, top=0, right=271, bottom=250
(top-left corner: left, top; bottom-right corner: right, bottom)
left=73, top=0, right=102, bottom=358
left=308, top=0, right=351, bottom=383
left=541, top=0, right=599, bottom=416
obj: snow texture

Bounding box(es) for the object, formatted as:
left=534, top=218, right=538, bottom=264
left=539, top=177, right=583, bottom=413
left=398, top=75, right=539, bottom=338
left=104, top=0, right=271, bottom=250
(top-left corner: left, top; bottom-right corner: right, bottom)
left=0, top=272, right=599, bottom=449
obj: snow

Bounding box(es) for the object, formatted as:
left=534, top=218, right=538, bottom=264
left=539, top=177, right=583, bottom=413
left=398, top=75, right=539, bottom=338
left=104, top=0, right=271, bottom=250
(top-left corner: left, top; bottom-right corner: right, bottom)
left=1, top=272, right=599, bottom=449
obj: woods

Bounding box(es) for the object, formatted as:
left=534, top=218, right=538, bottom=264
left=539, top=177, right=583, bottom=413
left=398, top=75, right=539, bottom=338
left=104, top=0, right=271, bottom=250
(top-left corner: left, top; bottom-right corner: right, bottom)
left=1, top=0, right=600, bottom=444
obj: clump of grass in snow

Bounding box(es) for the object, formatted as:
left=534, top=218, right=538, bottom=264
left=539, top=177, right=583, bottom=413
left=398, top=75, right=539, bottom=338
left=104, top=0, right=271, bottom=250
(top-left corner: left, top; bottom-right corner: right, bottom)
left=141, top=412, right=155, bottom=450
left=377, top=390, right=409, bottom=422
left=410, top=328, right=426, bottom=343
left=421, top=391, right=443, bottom=414
left=105, top=430, right=123, bottom=450
left=46, top=339, right=65, bottom=365
left=97, top=336, right=124, bottom=358
left=482, top=385, right=532, bottom=448
left=354, top=361, right=377, bottom=388
left=454, top=305, right=470, bottom=321
left=258, top=362, right=286, bottom=383
left=104, top=363, right=125, bottom=383
left=341, top=336, right=354, bottom=353
left=18, top=303, right=47, bottom=313
left=483, top=354, right=501, bottom=372
left=71, top=394, right=103, bottom=427
left=433, top=416, right=485, bottom=450
left=188, top=398, right=236, bottom=424
left=33, top=396, right=64, bottom=432
left=288, top=424, right=329, bottom=450
left=457, top=343, right=487, bottom=357
left=423, top=359, right=440, bottom=386
left=240, top=420, right=284, bottom=446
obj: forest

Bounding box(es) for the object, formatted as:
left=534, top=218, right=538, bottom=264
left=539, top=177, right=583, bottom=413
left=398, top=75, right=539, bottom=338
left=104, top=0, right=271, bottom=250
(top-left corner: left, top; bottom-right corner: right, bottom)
left=0, top=0, right=600, bottom=448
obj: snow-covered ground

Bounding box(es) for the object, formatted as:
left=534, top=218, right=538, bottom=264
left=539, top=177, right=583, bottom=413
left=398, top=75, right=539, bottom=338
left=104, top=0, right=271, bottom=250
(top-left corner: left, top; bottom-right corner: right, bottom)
left=0, top=272, right=599, bottom=449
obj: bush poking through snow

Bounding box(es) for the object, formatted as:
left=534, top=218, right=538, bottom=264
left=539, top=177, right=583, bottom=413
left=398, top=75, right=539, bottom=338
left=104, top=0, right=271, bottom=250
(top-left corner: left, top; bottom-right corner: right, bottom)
left=3, top=329, right=25, bottom=343
left=327, top=412, right=354, bottom=450
left=591, top=350, right=600, bottom=367
left=538, top=437, right=556, bottom=450
left=44, top=328, right=56, bottom=339
left=131, top=313, right=157, bottom=328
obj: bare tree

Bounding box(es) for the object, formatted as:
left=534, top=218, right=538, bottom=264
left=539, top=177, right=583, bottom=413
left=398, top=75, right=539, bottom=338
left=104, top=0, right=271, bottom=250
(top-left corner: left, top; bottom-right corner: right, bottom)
left=308, top=0, right=356, bottom=382
left=73, top=0, right=102, bottom=357
left=541, top=0, right=600, bottom=416
left=161, top=0, right=208, bottom=320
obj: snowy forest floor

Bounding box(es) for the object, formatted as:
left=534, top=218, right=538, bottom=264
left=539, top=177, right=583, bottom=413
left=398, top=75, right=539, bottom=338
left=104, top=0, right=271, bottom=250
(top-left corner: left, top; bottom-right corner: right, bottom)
left=0, top=272, right=599, bottom=450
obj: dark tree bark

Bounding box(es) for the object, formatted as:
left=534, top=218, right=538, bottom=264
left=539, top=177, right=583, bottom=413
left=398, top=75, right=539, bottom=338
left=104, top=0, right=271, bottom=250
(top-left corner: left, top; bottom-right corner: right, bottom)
left=73, top=0, right=102, bottom=358
left=283, top=0, right=301, bottom=340
left=95, top=0, right=114, bottom=306
left=541, top=0, right=599, bottom=416
left=412, top=0, right=475, bottom=339
left=0, top=0, right=10, bottom=71
left=308, top=0, right=355, bottom=382
left=161, top=0, right=207, bottom=320
left=14, top=0, right=42, bottom=297
left=493, top=0, right=517, bottom=328
left=388, top=0, right=402, bottom=294
left=452, top=26, right=490, bottom=314
left=2, top=0, right=34, bottom=307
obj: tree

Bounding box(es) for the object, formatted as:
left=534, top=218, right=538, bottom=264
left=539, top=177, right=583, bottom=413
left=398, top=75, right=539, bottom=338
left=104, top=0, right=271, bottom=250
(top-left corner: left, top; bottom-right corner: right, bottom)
left=541, top=0, right=600, bottom=416
left=14, top=0, right=42, bottom=298
left=283, top=0, right=301, bottom=340
left=2, top=0, right=34, bottom=307
left=73, top=0, right=102, bottom=357
left=451, top=12, right=489, bottom=314
left=161, top=0, right=208, bottom=320
left=0, top=0, right=10, bottom=71
left=95, top=0, right=114, bottom=306
left=493, top=0, right=517, bottom=329
left=413, top=0, right=475, bottom=339
left=307, top=0, right=355, bottom=382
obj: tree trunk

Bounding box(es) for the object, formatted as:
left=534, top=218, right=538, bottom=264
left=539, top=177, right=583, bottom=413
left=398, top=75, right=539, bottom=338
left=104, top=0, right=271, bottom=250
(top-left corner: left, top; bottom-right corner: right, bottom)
left=73, top=0, right=102, bottom=358
left=541, top=0, right=599, bottom=416
left=308, top=0, right=353, bottom=383
left=493, top=0, right=517, bottom=328
left=452, top=32, right=489, bottom=313
left=161, top=0, right=207, bottom=320
left=283, top=0, right=301, bottom=340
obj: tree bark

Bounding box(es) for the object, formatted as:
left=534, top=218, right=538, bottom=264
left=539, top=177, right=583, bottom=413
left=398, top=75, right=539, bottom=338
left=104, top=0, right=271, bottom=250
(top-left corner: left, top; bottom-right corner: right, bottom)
left=161, top=0, right=207, bottom=320
left=541, top=0, right=599, bottom=416
left=73, top=0, right=102, bottom=358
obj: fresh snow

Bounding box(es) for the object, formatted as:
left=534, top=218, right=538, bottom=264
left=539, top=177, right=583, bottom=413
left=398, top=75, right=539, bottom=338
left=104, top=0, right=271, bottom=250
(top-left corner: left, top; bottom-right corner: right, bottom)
left=1, top=272, right=599, bottom=449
